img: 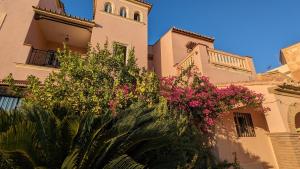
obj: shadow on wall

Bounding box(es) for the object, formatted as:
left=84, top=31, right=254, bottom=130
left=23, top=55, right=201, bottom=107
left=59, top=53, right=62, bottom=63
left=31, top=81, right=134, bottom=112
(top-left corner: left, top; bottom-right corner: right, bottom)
left=213, top=109, right=274, bottom=169
left=295, top=112, right=300, bottom=133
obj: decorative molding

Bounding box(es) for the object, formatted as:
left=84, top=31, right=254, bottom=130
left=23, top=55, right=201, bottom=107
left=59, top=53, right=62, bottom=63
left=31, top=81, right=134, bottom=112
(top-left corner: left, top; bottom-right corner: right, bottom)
left=15, top=63, right=59, bottom=72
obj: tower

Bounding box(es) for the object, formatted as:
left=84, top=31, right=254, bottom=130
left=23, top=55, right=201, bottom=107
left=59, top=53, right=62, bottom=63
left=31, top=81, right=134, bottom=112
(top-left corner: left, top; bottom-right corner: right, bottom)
left=91, top=0, right=152, bottom=69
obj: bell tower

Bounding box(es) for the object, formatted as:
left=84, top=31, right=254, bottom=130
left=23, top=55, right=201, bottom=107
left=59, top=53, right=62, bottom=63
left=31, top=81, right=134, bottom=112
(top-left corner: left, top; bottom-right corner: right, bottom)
left=91, top=0, right=152, bottom=69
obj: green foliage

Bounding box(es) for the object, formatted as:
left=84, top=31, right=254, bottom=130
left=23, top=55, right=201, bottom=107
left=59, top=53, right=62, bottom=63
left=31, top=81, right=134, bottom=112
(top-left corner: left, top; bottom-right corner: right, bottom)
left=0, top=101, right=204, bottom=169
left=21, top=43, right=159, bottom=116
left=1, top=44, right=240, bottom=168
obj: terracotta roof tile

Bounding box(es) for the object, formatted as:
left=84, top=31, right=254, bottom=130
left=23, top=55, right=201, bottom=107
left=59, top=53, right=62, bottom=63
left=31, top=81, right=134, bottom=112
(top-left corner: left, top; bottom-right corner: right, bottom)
left=33, top=6, right=95, bottom=25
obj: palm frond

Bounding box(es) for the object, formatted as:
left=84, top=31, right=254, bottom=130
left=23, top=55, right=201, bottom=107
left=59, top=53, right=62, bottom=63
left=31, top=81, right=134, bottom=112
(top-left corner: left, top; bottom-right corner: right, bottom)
left=0, top=150, right=35, bottom=169
left=103, top=154, right=145, bottom=169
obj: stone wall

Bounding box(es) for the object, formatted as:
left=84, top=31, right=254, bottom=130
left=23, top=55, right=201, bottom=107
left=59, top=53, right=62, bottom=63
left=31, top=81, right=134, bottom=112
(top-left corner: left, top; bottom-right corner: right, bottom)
left=269, top=133, right=300, bottom=169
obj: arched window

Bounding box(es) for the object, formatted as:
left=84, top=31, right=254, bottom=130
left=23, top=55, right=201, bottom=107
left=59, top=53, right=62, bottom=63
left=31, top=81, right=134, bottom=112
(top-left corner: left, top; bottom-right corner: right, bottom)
left=134, top=12, right=141, bottom=22
left=120, top=7, right=127, bottom=18
left=104, top=2, right=112, bottom=13
left=295, top=112, right=300, bottom=132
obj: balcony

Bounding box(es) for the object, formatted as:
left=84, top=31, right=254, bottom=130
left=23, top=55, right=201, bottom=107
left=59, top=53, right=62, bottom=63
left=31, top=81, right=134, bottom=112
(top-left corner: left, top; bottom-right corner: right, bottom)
left=27, top=48, right=59, bottom=68
left=208, top=49, right=252, bottom=72
left=177, top=50, right=196, bottom=71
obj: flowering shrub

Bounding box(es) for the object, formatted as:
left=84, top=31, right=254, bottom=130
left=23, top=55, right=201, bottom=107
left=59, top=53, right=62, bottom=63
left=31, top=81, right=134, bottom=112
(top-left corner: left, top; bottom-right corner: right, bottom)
left=160, top=67, right=267, bottom=132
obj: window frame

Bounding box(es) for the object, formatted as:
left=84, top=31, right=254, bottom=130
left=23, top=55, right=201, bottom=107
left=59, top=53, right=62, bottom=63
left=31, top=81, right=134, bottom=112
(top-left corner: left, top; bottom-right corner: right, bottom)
left=113, top=42, right=128, bottom=64
left=119, top=7, right=127, bottom=18
left=104, top=2, right=113, bottom=13
left=133, top=12, right=141, bottom=22
left=0, top=95, right=22, bottom=111
left=234, top=112, right=256, bottom=137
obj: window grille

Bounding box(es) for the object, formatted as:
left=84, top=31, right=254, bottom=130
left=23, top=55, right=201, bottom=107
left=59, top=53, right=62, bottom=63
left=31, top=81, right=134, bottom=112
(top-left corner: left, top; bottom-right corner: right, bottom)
left=0, top=96, right=21, bottom=111
left=234, top=112, right=255, bottom=137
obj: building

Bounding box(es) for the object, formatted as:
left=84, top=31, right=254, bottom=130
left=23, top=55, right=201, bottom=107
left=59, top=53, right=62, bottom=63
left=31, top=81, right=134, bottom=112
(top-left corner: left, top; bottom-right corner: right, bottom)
left=267, top=42, right=300, bottom=81
left=0, top=0, right=299, bottom=169
left=0, top=0, right=150, bottom=80
left=149, top=27, right=256, bottom=84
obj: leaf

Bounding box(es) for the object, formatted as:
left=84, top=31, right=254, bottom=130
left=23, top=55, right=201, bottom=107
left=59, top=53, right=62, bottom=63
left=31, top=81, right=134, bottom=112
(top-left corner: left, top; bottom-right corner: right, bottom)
left=103, top=155, right=145, bottom=169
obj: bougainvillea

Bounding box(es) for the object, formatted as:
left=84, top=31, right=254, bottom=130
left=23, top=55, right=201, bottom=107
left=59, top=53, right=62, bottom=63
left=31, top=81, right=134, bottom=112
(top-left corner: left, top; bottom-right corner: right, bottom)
left=160, top=67, right=267, bottom=132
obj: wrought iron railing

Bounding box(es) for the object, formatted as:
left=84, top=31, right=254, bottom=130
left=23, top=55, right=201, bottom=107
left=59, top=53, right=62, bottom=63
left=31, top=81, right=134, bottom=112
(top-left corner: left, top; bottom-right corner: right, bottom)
left=27, top=48, right=59, bottom=68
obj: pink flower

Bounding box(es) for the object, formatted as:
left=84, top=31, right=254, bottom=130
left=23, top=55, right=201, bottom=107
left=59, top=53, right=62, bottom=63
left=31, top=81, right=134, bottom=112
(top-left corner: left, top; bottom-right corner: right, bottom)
left=189, top=100, right=200, bottom=108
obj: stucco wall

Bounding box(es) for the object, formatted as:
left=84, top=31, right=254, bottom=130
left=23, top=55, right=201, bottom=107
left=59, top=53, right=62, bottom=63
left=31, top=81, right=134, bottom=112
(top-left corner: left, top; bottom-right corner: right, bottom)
left=91, top=0, right=149, bottom=69
left=215, top=109, right=279, bottom=169
left=0, top=0, right=41, bottom=80
left=0, top=0, right=85, bottom=81
left=151, top=31, right=174, bottom=76
left=280, top=43, right=300, bottom=81
left=171, top=31, right=214, bottom=64
left=151, top=29, right=256, bottom=84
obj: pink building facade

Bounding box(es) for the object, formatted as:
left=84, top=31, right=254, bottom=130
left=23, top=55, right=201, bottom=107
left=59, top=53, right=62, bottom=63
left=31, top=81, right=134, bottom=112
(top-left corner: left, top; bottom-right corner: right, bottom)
left=0, top=0, right=299, bottom=169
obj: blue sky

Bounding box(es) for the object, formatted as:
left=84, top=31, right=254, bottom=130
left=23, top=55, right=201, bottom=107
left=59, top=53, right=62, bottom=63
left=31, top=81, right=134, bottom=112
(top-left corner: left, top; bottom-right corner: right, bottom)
left=62, top=0, right=300, bottom=73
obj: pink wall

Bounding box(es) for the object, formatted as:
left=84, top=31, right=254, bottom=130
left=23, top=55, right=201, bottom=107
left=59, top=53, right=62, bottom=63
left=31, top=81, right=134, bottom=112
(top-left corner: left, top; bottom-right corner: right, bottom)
left=197, top=45, right=256, bottom=84
left=150, top=31, right=174, bottom=76
left=0, top=0, right=86, bottom=81
left=215, top=108, right=279, bottom=169
left=91, top=0, right=149, bottom=69
left=0, top=0, right=40, bottom=80
left=151, top=29, right=256, bottom=84
left=171, top=30, right=214, bottom=64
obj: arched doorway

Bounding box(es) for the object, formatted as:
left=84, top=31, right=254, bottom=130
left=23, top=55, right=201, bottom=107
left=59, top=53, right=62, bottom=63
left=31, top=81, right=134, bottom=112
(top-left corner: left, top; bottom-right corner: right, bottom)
left=288, top=103, right=300, bottom=133
left=295, top=112, right=300, bottom=133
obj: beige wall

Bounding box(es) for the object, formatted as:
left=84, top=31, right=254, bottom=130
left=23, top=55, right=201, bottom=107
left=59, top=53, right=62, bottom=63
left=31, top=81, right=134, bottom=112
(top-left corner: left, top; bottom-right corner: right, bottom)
left=91, top=0, right=149, bottom=69
left=150, top=31, right=174, bottom=76
left=215, top=108, right=279, bottom=169
left=0, top=0, right=87, bottom=81
left=171, top=31, right=214, bottom=64
left=280, top=43, right=300, bottom=81
left=197, top=45, right=256, bottom=84
left=151, top=29, right=215, bottom=77
left=0, top=0, right=41, bottom=80
left=151, top=29, right=256, bottom=84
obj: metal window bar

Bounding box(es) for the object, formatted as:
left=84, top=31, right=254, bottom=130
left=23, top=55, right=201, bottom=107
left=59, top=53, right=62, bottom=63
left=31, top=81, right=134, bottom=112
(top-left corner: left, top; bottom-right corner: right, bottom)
left=27, top=48, right=59, bottom=68
left=234, top=112, right=256, bottom=137
left=0, top=96, right=21, bottom=111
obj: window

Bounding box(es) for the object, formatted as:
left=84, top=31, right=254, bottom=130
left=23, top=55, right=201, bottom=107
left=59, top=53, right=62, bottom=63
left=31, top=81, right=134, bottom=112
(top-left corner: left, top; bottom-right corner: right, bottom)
left=234, top=113, right=255, bottom=137
left=0, top=96, right=21, bottom=111
left=0, top=12, right=6, bottom=29
left=134, top=12, right=141, bottom=22
left=104, top=2, right=112, bottom=13
left=295, top=112, right=300, bottom=132
left=113, top=43, right=127, bottom=64
left=119, top=7, right=127, bottom=18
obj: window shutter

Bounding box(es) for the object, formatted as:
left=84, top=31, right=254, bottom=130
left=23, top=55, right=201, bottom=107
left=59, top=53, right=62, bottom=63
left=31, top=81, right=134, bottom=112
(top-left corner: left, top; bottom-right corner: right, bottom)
left=0, top=12, right=7, bottom=29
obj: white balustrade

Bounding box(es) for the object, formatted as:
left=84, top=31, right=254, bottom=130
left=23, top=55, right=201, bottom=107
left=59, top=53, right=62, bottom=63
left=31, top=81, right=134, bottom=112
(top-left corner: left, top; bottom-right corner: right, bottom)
left=208, top=49, right=250, bottom=71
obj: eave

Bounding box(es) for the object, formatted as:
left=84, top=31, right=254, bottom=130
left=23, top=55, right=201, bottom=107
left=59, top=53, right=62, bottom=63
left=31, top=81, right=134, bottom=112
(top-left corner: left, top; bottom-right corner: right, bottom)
left=172, top=27, right=215, bottom=43
left=33, top=6, right=96, bottom=31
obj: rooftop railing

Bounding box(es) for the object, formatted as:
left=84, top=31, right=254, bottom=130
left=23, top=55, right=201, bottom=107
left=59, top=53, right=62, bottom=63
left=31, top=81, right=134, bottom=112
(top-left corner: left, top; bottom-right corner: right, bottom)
left=27, top=48, right=59, bottom=68
left=208, top=49, right=251, bottom=71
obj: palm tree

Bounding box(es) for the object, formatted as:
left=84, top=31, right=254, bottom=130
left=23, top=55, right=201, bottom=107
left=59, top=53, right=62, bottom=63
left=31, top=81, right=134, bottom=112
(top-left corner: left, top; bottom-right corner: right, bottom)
left=0, top=102, right=201, bottom=169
